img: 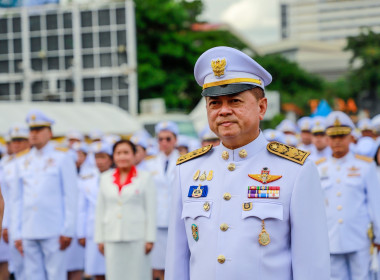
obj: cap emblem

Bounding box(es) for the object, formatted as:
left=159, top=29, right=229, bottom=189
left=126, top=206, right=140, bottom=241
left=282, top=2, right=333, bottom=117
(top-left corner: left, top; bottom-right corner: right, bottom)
left=31, top=114, right=36, bottom=121
left=211, top=58, right=227, bottom=78
left=334, top=117, right=341, bottom=127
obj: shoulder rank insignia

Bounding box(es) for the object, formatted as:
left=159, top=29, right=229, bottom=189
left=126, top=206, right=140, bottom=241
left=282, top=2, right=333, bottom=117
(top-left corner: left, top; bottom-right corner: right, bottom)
left=55, top=147, right=69, bottom=152
left=248, top=167, right=282, bottom=184
left=267, top=141, right=309, bottom=165
left=315, top=157, right=326, bottom=165
left=355, top=154, right=373, bottom=163
left=176, top=145, right=213, bottom=165
left=16, top=149, right=30, bottom=158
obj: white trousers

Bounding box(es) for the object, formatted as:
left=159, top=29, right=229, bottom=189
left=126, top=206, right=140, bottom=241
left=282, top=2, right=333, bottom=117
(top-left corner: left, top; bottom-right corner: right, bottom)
left=23, top=237, right=67, bottom=280
left=150, top=228, right=168, bottom=269
left=331, top=247, right=371, bottom=280
left=10, top=239, right=25, bottom=280
left=104, top=240, right=151, bottom=280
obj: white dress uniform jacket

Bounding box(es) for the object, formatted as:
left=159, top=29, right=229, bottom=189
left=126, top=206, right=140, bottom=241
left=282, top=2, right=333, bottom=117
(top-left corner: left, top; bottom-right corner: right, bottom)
left=11, top=142, right=78, bottom=240
left=165, top=132, right=330, bottom=280
left=94, top=169, right=156, bottom=243
left=317, top=152, right=380, bottom=253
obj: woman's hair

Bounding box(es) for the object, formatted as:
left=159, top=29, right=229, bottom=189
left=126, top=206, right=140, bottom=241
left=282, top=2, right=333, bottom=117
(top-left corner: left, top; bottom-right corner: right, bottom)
left=374, top=144, right=380, bottom=166
left=112, top=139, right=137, bottom=155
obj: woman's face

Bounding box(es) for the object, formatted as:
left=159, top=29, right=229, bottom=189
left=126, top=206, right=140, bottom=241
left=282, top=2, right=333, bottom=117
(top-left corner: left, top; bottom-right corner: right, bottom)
left=113, top=143, right=135, bottom=169
left=377, top=147, right=380, bottom=166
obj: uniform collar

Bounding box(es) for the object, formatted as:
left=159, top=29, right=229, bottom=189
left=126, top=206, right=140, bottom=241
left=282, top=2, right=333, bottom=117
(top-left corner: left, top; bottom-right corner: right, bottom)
left=32, top=142, right=54, bottom=156
left=217, top=131, right=268, bottom=162
left=332, top=151, right=353, bottom=164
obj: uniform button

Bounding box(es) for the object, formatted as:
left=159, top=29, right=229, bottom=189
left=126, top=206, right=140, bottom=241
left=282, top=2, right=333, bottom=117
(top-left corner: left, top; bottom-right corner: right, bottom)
left=223, top=193, right=231, bottom=201
left=337, top=166, right=340, bottom=171
left=220, top=223, right=229, bottom=232
left=337, top=192, right=342, bottom=197
left=227, top=163, right=236, bottom=171
left=217, top=255, right=226, bottom=264
left=203, top=202, right=210, bottom=212
left=336, top=179, right=341, bottom=183
left=337, top=205, right=343, bottom=211
left=222, top=151, right=229, bottom=160
left=117, top=214, right=122, bottom=219
left=338, top=219, right=343, bottom=224
left=239, top=149, right=247, bottom=158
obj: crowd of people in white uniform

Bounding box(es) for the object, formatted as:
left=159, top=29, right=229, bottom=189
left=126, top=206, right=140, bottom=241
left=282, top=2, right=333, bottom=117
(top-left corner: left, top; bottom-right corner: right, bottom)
left=0, top=108, right=380, bottom=280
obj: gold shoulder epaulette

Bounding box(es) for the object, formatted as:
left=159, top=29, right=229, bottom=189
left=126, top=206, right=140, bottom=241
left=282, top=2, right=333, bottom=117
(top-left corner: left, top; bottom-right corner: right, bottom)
left=315, top=157, right=326, bottom=165
left=16, top=149, right=30, bottom=158
left=176, top=145, right=213, bottom=165
left=355, top=154, right=373, bottom=163
left=55, top=147, right=69, bottom=152
left=267, top=141, right=310, bottom=165
left=144, top=155, right=156, bottom=161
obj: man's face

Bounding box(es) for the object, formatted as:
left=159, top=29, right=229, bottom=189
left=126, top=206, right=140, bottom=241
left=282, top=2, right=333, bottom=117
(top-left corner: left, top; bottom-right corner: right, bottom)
left=206, top=90, right=267, bottom=149
left=10, top=139, right=30, bottom=154
left=76, top=151, right=87, bottom=168
left=158, top=131, right=177, bottom=155
left=312, top=133, right=327, bottom=151
left=300, top=131, right=312, bottom=145
left=134, top=145, right=146, bottom=165
left=29, top=127, right=52, bottom=149
left=95, top=153, right=113, bottom=173
left=328, top=134, right=351, bottom=158
left=68, top=138, right=80, bottom=148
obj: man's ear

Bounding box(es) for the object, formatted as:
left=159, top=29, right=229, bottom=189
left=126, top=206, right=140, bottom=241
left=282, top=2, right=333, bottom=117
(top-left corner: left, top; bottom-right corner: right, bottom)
left=258, top=97, right=267, bottom=121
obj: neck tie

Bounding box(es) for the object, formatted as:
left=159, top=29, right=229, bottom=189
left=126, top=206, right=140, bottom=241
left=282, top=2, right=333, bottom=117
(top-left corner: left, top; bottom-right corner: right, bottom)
left=164, top=159, right=169, bottom=173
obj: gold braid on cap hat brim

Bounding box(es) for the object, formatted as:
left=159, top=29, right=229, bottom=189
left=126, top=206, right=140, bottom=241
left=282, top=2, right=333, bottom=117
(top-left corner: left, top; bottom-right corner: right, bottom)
left=203, top=78, right=262, bottom=89
left=326, top=126, right=352, bottom=136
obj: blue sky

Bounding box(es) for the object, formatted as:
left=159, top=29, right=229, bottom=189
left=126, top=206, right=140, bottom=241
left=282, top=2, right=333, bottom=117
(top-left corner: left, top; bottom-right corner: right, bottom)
left=200, top=0, right=280, bottom=46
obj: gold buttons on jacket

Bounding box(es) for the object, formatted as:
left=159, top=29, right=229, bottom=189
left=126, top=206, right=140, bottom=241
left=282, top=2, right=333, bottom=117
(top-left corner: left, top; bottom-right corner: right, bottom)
left=228, top=163, right=236, bottom=171
left=336, top=179, right=341, bottom=184
left=337, top=205, right=342, bottom=211
left=217, top=255, right=226, bottom=264
left=117, top=214, right=122, bottom=219
left=220, top=223, right=229, bottom=232
left=239, top=149, right=247, bottom=158
left=203, top=202, right=210, bottom=212
left=223, top=193, right=231, bottom=201
left=337, top=192, right=342, bottom=197
left=338, top=219, right=343, bottom=224
left=222, top=151, right=229, bottom=160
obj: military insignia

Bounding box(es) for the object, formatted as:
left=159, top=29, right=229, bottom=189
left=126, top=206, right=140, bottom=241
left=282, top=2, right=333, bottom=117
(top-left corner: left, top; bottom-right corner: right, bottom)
left=315, top=157, right=326, bottom=165
left=24, top=159, right=30, bottom=169
left=348, top=166, right=360, bottom=172
left=239, top=149, right=247, bottom=158
left=347, top=165, right=360, bottom=177
left=221, top=151, right=229, bottom=160
left=211, top=58, right=227, bottom=78
left=31, top=114, right=36, bottom=121
left=203, top=201, right=210, bottom=211
left=355, top=154, right=373, bottom=163
left=199, top=171, right=207, bottom=181
left=81, top=174, right=94, bottom=180
left=192, top=224, right=199, bottom=241
left=248, top=167, right=282, bottom=184
left=177, top=145, right=213, bottom=165
left=334, top=117, right=341, bottom=127
left=188, top=185, right=208, bottom=198
left=259, top=220, right=270, bottom=246
left=243, top=202, right=252, bottom=211
left=267, top=141, right=310, bottom=165
left=248, top=186, right=280, bottom=199
left=206, top=170, right=213, bottom=181
left=193, top=170, right=200, bottom=181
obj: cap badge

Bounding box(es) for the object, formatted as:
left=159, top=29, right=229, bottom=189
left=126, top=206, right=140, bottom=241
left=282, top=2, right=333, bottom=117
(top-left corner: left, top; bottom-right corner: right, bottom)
left=211, top=58, right=227, bottom=78
left=248, top=167, right=282, bottom=184
left=31, top=114, right=36, bottom=121
left=334, top=117, right=341, bottom=127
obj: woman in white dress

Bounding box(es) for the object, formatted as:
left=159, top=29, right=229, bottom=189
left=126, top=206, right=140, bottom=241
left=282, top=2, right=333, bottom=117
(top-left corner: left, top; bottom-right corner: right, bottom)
left=95, top=140, right=156, bottom=280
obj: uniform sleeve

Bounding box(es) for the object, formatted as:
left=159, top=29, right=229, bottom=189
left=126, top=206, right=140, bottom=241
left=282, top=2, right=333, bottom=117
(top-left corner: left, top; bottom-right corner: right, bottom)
left=0, top=176, right=9, bottom=229
left=10, top=165, right=23, bottom=240
left=76, top=185, right=88, bottom=239
left=290, top=160, right=330, bottom=280
left=94, top=175, right=106, bottom=243
left=364, top=162, right=380, bottom=244
left=165, top=166, right=190, bottom=280
left=0, top=182, right=4, bottom=233
left=144, top=174, right=156, bottom=243
left=60, top=153, right=78, bottom=237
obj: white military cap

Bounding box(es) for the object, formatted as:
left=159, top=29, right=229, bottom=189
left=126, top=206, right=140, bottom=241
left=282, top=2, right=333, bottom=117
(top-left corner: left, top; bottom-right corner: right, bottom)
left=276, top=119, right=297, bottom=134
left=311, top=117, right=326, bottom=134
left=357, top=118, right=374, bottom=132
left=3, top=133, right=11, bottom=143
left=355, top=136, right=377, bottom=157
left=284, top=134, right=298, bottom=147
left=263, top=129, right=285, bottom=143
left=155, top=121, right=179, bottom=136
left=130, top=134, right=149, bottom=149
left=90, top=141, right=112, bottom=156
left=102, top=134, right=121, bottom=145
left=72, top=142, right=89, bottom=154
left=372, top=114, right=380, bottom=133
left=297, top=117, right=312, bottom=132
left=25, top=109, right=55, bottom=128
left=66, top=130, right=84, bottom=141
left=199, top=125, right=218, bottom=141
left=9, top=123, right=29, bottom=140
left=351, top=128, right=361, bottom=140
left=194, top=46, right=272, bottom=96
left=177, top=135, right=189, bottom=148
left=89, top=129, right=104, bottom=141
left=325, top=111, right=355, bottom=136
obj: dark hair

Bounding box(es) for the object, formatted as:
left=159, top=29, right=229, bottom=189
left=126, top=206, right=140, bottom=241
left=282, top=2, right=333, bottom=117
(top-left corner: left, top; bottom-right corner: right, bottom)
left=250, top=87, right=265, bottom=100
left=112, top=139, right=136, bottom=155
left=374, top=144, right=380, bottom=166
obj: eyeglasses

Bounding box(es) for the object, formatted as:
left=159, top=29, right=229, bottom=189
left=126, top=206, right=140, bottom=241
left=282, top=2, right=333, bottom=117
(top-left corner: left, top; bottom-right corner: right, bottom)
left=158, top=137, right=173, bottom=142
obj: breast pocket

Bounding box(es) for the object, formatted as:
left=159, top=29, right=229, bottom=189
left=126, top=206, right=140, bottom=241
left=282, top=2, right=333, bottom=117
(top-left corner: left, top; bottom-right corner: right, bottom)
left=181, top=201, right=213, bottom=220
left=241, top=201, right=283, bottom=221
